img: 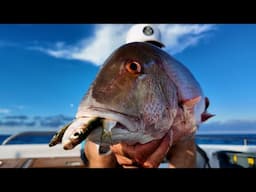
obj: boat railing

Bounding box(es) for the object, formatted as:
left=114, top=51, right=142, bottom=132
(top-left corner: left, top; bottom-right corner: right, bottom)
left=195, top=134, right=256, bottom=146
left=1, top=131, right=56, bottom=145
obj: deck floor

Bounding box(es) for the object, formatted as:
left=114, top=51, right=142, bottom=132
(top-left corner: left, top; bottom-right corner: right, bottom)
left=0, top=157, right=87, bottom=168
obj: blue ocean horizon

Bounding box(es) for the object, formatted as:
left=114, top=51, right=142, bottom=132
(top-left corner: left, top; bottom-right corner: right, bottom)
left=1, top=133, right=256, bottom=145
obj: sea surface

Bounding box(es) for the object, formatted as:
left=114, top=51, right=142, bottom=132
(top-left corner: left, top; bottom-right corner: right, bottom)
left=0, top=133, right=256, bottom=145
left=0, top=132, right=55, bottom=145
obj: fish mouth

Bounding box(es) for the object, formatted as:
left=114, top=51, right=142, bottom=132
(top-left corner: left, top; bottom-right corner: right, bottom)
left=76, top=106, right=154, bottom=145
left=77, top=106, right=141, bottom=132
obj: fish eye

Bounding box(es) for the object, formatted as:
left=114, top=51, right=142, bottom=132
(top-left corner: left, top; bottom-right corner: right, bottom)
left=71, top=131, right=81, bottom=139
left=125, top=61, right=142, bottom=74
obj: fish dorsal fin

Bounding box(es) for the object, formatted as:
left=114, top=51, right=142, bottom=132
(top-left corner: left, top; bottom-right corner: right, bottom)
left=201, top=97, right=215, bottom=122
left=205, top=97, right=210, bottom=110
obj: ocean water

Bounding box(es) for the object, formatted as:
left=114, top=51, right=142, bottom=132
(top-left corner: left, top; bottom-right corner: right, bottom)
left=0, top=133, right=55, bottom=145
left=1, top=133, right=256, bottom=145
left=195, top=134, right=256, bottom=145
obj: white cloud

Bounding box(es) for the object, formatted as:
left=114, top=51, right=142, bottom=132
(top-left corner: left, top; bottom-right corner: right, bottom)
left=158, top=24, right=216, bottom=54
left=71, top=25, right=129, bottom=65
left=0, top=108, right=11, bottom=114
left=31, top=24, right=216, bottom=66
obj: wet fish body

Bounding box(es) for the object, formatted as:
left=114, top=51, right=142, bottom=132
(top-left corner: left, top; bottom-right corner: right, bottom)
left=76, top=42, right=213, bottom=146
left=50, top=42, right=213, bottom=151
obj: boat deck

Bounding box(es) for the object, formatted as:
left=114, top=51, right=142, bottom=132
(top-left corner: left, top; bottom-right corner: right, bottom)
left=0, top=157, right=86, bottom=168
left=0, top=141, right=88, bottom=168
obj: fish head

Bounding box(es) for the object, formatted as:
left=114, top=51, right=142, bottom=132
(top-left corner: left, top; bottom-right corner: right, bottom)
left=77, top=42, right=179, bottom=145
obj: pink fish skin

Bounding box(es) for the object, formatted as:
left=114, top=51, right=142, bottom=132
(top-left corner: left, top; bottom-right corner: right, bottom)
left=75, top=42, right=214, bottom=146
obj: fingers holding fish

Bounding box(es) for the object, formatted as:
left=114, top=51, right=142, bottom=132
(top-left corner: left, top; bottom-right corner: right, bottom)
left=113, top=153, right=134, bottom=167
left=142, top=131, right=171, bottom=168
left=110, top=132, right=171, bottom=168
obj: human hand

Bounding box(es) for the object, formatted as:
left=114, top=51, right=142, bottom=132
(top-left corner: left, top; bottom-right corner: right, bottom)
left=110, top=132, right=171, bottom=168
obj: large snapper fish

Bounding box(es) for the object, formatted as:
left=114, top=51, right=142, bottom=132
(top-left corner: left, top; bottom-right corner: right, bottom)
left=49, top=42, right=213, bottom=152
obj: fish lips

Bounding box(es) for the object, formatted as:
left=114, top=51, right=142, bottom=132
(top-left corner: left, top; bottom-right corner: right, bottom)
left=77, top=107, right=155, bottom=145
left=88, top=122, right=155, bottom=145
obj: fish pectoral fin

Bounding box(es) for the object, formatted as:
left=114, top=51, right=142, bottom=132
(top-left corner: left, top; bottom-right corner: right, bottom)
left=201, top=112, right=215, bottom=122
left=182, top=96, right=201, bottom=108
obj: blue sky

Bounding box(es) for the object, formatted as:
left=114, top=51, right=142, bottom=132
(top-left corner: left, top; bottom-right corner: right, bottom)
left=0, top=24, right=256, bottom=134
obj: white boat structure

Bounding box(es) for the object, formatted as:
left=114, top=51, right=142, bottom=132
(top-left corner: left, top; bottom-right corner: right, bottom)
left=0, top=131, right=256, bottom=168
left=0, top=131, right=85, bottom=168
